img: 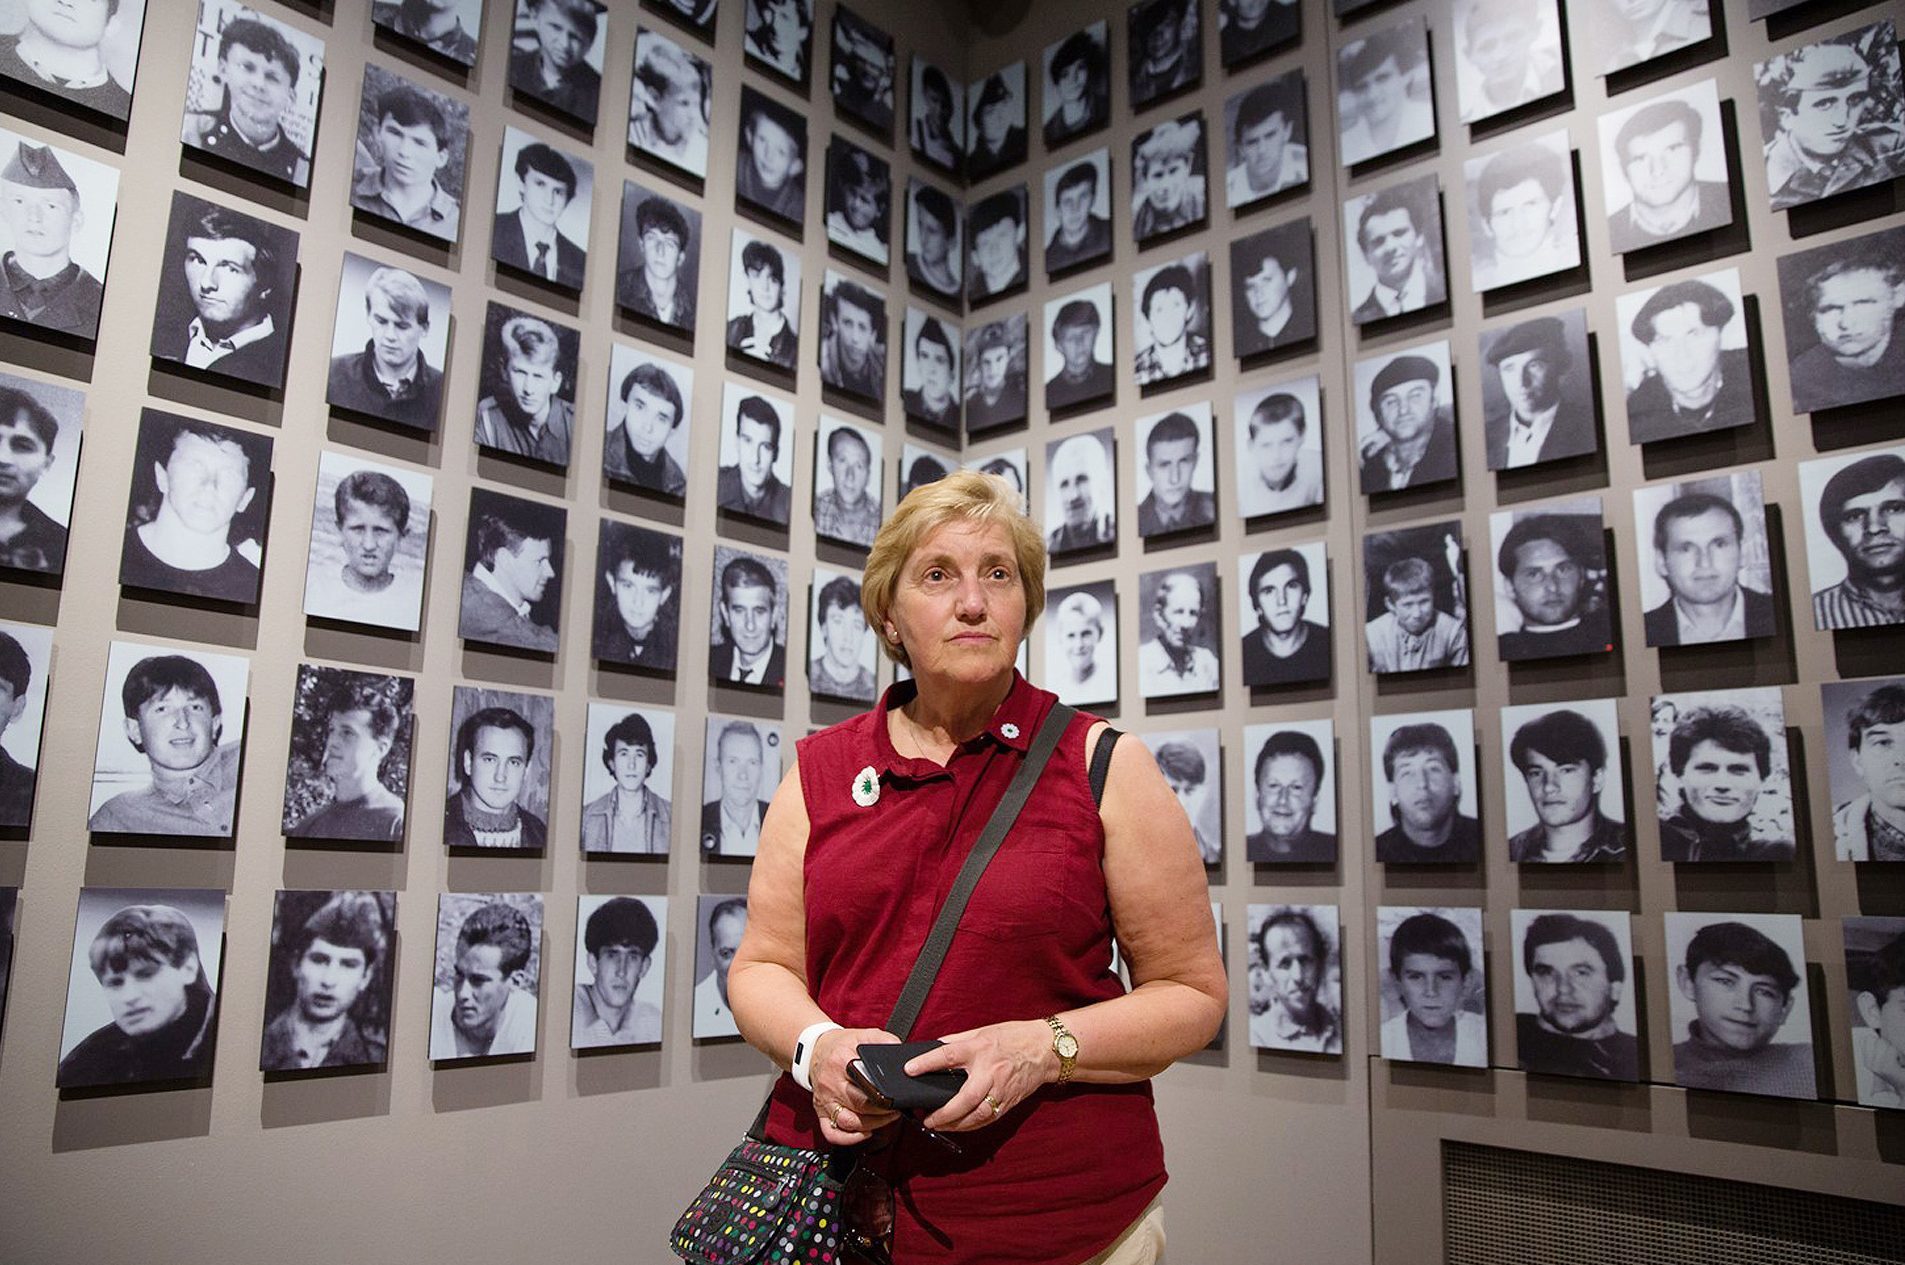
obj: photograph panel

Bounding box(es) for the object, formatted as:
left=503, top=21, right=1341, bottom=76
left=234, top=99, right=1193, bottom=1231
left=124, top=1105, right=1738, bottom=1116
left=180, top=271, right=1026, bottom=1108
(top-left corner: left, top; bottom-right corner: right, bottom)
left=1246, top=904, right=1340, bottom=1054
left=1242, top=717, right=1335, bottom=862
left=429, top=891, right=542, bottom=1059
left=573, top=894, right=666, bottom=1046
left=1044, top=577, right=1117, bottom=707
left=303, top=450, right=431, bottom=631
left=1510, top=908, right=1639, bottom=1081
left=88, top=640, right=250, bottom=837
left=699, top=715, right=781, bottom=856
left=592, top=518, right=683, bottom=671
left=444, top=685, right=555, bottom=851
left=1499, top=697, right=1627, bottom=863
left=580, top=701, right=675, bottom=853
left=1370, top=709, right=1480, bottom=863
left=259, top=890, right=397, bottom=1070
left=180, top=0, right=323, bottom=188
left=1376, top=905, right=1487, bottom=1066
left=1664, top=910, right=1814, bottom=1099
left=1237, top=540, right=1330, bottom=687
left=1649, top=685, right=1793, bottom=862
left=281, top=664, right=414, bottom=842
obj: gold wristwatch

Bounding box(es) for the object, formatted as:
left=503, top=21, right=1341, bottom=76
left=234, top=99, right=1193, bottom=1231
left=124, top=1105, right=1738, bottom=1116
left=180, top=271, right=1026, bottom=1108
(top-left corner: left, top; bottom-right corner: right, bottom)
left=1044, top=1015, right=1078, bottom=1084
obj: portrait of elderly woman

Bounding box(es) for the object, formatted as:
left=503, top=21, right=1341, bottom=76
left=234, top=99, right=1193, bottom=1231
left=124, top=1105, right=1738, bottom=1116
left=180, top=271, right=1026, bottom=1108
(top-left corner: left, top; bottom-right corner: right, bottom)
left=725, top=469, right=1226, bottom=1264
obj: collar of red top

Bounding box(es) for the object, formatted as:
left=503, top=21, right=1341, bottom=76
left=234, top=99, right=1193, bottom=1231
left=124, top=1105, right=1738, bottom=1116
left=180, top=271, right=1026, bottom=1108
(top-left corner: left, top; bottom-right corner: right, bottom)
left=870, top=670, right=1040, bottom=778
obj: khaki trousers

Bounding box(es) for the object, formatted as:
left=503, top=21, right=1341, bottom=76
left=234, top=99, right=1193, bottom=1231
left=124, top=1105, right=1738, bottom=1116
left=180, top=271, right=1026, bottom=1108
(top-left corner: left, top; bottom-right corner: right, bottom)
left=1081, top=1199, right=1166, bottom=1265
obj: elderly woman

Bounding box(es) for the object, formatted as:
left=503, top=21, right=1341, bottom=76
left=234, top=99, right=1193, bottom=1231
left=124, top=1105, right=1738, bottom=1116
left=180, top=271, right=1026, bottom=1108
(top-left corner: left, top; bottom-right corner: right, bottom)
left=728, top=471, right=1225, bottom=1264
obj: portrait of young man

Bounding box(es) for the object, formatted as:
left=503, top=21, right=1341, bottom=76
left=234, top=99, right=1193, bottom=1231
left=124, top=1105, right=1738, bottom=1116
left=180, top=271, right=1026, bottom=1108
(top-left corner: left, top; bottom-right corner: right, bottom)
left=829, top=6, right=893, bottom=133
left=1823, top=677, right=1905, bottom=862
left=693, top=895, right=747, bottom=1038
left=1617, top=270, right=1758, bottom=444
left=87, top=642, right=249, bottom=837
left=812, top=417, right=882, bottom=548
left=1511, top=910, right=1639, bottom=1081
left=1489, top=503, right=1614, bottom=662
left=1247, top=904, right=1340, bottom=1054
left=700, top=716, right=779, bottom=855
left=909, top=55, right=963, bottom=173
left=444, top=688, right=552, bottom=850
left=1651, top=687, right=1794, bottom=862
left=1343, top=176, right=1447, bottom=325
left=1599, top=82, right=1734, bottom=255
left=616, top=181, right=700, bottom=335
left=1799, top=447, right=1905, bottom=631
left=967, top=186, right=1028, bottom=304
left=1371, top=712, right=1481, bottom=863
left=1466, top=133, right=1581, bottom=293
left=629, top=26, right=711, bottom=178
left=0, top=0, right=144, bottom=120
left=1041, top=22, right=1109, bottom=148
left=259, top=890, right=395, bottom=1071
left=1219, top=0, right=1297, bottom=69
left=1337, top=20, right=1435, bottom=166
left=119, top=410, right=271, bottom=605
left=1132, top=256, right=1210, bottom=388
left=1500, top=700, right=1628, bottom=863
left=491, top=128, right=589, bottom=291
left=180, top=3, right=321, bottom=188
left=964, top=317, right=1028, bottom=433
left=725, top=228, right=800, bottom=370
left=1633, top=475, right=1776, bottom=647
left=299, top=451, right=434, bottom=635
left=966, top=64, right=1027, bottom=182
left=325, top=255, right=447, bottom=431
left=824, top=138, right=890, bottom=267
left=809, top=568, right=876, bottom=703
left=1044, top=581, right=1117, bottom=707
left=0, top=621, right=50, bottom=829
left=716, top=385, right=793, bottom=526
left=473, top=304, right=578, bottom=468
left=1243, top=720, right=1335, bottom=862
left=373, top=0, right=482, bottom=67
left=1224, top=71, right=1307, bottom=209
left=0, top=130, right=117, bottom=340
left=707, top=547, right=788, bottom=688
left=1134, top=405, right=1216, bottom=537
left=817, top=271, right=886, bottom=402
left=602, top=343, right=692, bottom=497
left=1777, top=226, right=1905, bottom=415
left=1044, top=149, right=1113, bottom=276
left=281, top=665, right=412, bottom=843
left=1044, top=284, right=1116, bottom=412
left=1454, top=0, right=1562, bottom=124
left=1137, top=562, right=1219, bottom=698
left=1230, top=381, right=1320, bottom=521
left=580, top=704, right=674, bottom=853
left=572, top=895, right=665, bottom=1046
left=1844, top=917, right=1905, bottom=1107
left=1756, top=23, right=1905, bottom=213
left=1127, top=0, right=1200, bottom=110
left=149, top=192, right=297, bottom=389
left=1666, top=913, right=1815, bottom=1099
left=1237, top=542, right=1330, bottom=687
left=1378, top=907, right=1487, bottom=1065
left=735, top=85, right=806, bottom=222
left=0, top=372, right=82, bottom=578
left=1354, top=344, right=1457, bottom=495
left=1044, top=428, right=1117, bottom=556
left=743, top=0, right=811, bottom=85
left=1478, top=311, right=1596, bottom=471
left=506, top=0, right=604, bottom=125
left=1583, top=0, right=1709, bottom=78
left=903, top=177, right=961, bottom=299
left=429, top=893, right=541, bottom=1059
left=901, top=308, right=959, bottom=432
left=457, top=488, right=564, bottom=653
left=1229, top=219, right=1314, bottom=360
left=1143, top=728, right=1221, bottom=865
left=1130, top=113, right=1207, bottom=244
left=56, top=888, right=224, bottom=1088
left=592, top=518, right=682, bottom=671
left=349, top=68, right=467, bottom=242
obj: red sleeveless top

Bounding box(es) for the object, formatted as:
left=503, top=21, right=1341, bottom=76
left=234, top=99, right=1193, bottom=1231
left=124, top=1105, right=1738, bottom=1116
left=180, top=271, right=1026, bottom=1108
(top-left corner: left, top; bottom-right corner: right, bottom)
left=763, top=672, right=1167, bottom=1263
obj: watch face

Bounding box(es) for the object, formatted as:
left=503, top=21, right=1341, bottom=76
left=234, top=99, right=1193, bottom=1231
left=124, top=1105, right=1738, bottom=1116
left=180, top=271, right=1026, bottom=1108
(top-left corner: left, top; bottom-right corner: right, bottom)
left=1056, top=1034, right=1080, bottom=1058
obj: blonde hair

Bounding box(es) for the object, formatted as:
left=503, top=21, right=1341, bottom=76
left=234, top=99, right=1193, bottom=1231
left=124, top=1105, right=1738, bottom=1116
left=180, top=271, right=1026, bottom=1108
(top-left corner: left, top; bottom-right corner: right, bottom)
left=862, top=469, right=1046, bottom=667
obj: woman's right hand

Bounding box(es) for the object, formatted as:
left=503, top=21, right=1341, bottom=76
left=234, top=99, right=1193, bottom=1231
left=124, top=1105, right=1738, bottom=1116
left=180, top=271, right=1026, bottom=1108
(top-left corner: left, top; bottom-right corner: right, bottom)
left=812, top=1027, right=903, bottom=1145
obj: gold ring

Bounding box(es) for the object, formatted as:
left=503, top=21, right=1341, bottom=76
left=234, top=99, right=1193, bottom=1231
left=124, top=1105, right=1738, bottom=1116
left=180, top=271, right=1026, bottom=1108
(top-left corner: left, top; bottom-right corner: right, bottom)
left=828, top=1102, right=843, bottom=1127
left=984, top=1094, right=1003, bottom=1116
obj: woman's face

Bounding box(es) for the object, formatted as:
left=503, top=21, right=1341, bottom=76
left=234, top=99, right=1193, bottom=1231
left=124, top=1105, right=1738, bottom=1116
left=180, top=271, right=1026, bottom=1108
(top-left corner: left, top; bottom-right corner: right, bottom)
left=888, top=518, right=1027, bottom=687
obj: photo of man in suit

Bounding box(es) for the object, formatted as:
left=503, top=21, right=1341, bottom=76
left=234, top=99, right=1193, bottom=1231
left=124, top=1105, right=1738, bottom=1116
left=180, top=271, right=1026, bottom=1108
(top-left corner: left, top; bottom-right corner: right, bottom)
left=1346, top=178, right=1445, bottom=325
left=458, top=493, right=562, bottom=652
left=708, top=552, right=787, bottom=688
left=1640, top=486, right=1776, bottom=647
left=701, top=720, right=772, bottom=855
left=150, top=193, right=294, bottom=389
left=491, top=135, right=587, bottom=290
left=1482, top=315, right=1595, bottom=470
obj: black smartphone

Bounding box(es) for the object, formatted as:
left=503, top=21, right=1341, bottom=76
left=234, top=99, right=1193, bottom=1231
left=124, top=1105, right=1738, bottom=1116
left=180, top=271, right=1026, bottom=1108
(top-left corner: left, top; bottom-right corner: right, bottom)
left=854, top=1040, right=966, bottom=1113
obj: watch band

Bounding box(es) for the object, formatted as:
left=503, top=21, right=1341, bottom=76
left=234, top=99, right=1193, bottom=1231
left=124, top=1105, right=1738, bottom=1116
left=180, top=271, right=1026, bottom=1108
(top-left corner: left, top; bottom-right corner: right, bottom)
left=792, top=1021, right=842, bottom=1091
left=1044, top=1015, right=1078, bottom=1084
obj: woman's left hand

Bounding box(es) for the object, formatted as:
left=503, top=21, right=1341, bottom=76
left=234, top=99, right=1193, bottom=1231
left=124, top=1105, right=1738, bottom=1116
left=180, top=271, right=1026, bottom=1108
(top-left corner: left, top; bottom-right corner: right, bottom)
left=907, top=1020, right=1055, bottom=1133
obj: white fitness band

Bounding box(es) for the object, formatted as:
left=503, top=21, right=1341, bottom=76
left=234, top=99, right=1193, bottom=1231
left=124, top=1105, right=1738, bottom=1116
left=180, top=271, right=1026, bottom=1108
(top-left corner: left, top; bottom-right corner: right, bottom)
left=792, top=1021, right=843, bottom=1091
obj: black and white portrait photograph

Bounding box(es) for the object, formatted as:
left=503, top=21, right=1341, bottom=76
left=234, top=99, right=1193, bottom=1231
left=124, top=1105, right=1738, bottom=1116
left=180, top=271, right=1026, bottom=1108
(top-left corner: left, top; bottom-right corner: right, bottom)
left=726, top=227, right=801, bottom=370
left=1664, top=911, right=1814, bottom=1099
left=829, top=7, right=892, bottom=133
left=813, top=415, right=882, bottom=548
left=1843, top=917, right=1905, bottom=1107
left=964, top=314, right=1028, bottom=433
left=901, top=307, right=960, bottom=432
left=1578, top=0, right=1710, bottom=78
left=1799, top=446, right=1905, bottom=632
left=1128, top=0, right=1199, bottom=110
left=57, top=887, right=224, bottom=1088
left=1337, top=19, right=1435, bottom=167
left=1144, top=728, right=1221, bottom=865
left=743, top=0, right=810, bottom=85
left=1510, top=909, right=1638, bottom=1080
left=736, top=85, right=805, bottom=223
left=301, top=451, right=431, bottom=632
left=1822, top=676, right=1905, bottom=862
left=1045, top=282, right=1115, bottom=412
left=458, top=487, right=564, bottom=653
left=374, top=0, right=483, bottom=67
left=1499, top=699, right=1628, bottom=863
left=1363, top=523, right=1470, bottom=674
left=967, top=448, right=1028, bottom=508
left=1045, top=578, right=1117, bottom=707
left=507, top=0, right=605, bottom=125
left=1130, top=112, right=1207, bottom=244
left=1371, top=710, right=1480, bottom=863
left=119, top=409, right=271, bottom=605
left=1219, top=0, right=1297, bottom=68
left=1489, top=499, right=1614, bottom=662
left=904, top=177, right=961, bottom=301
left=430, top=892, right=542, bottom=1059
left=88, top=640, right=249, bottom=837
left=825, top=136, right=890, bottom=266
left=573, top=894, right=666, bottom=1046
left=967, top=62, right=1027, bottom=181
left=1756, top=22, right=1905, bottom=213
left=0, top=371, right=82, bottom=578
left=1354, top=341, right=1457, bottom=495
left=1237, top=540, right=1330, bottom=687
left=700, top=714, right=780, bottom=855
left=1242, top=719, right=1335, bottom=863
left=1777, top=225, right=1905, bottom=416
left=1136, top=561, right=1219, bottom=698
left=647, top=0, right=718, bottom=40
left=580, top=702, right=675, bottom=852
left=1224, top=72, right=1307, bottom=210
left=592, top=518, right=682, bottom=671
left=0, top=0, right=145, bottom=120
left=617, top=180, right=700, bottom=334
left=281, top=665, right=412, bottom=842
left=603, top=340, right=692, bottom=497
left=1632, top=471, right=1776, bottom=647
left=350, top=64, right=469, bottom=243
left=1617, top=269, right=1759, bottom=445
left=1044, top=148, right=1112, bottom=276
left=259, top=890, right=396, bottom=1070
left=1598, top=81, right=1733, bottom=255
left=474, top=301, right=578, bottom=468
left=1042, top=21, right=1109, bottom=148
left=1650, top=686, right=1794, bottom=862
left=708, top=545, right=789, bottom=688
left=1247, top=903, right=1340, bottom=1053
left=1044, top=427, right=1116, bottom=555
left=809, top=567, right=876, bottom=703
left=1229, top=219, right=1314, bottom=362
left=1343, top=175, right=1447, bottom=325
left=909, top=54, right=963, bottom=174
left=1131, top=252, right=1211, bottom=387
left=180, top=1, right=322, bottom=188
left=491, top=126, right=591, bottom=291
left=818, top=270, right=886, bottom=402
left=1134, top=403, right=1216, bottom=537
left=1233, top=377, right=1322, bottom=519
left=1465, top=131, right=1581, bottom=293
left=629, top=26, right=711, bottom=178
left=0, top=619, right=50, bottom=829
left=898, top=442, right=952, bottom=502
left=717, top=382, right=794, bottom=525
left=326, top=253, right=449, bottom=431
left=149, top=191, right=297, bottom=389
left=0, top=126, right=117, bottom=341
left=444, top=685, right=553, bottom=850
left=1479, top=310, right=1596, bottom=471
left=1454, top=0, right=1563, bottom=125
left=694, top=894, right=747, bottom=1037
left=967, top=185, right=1028, bottom=304
left=1377, top=906, right=1487, bottom=1065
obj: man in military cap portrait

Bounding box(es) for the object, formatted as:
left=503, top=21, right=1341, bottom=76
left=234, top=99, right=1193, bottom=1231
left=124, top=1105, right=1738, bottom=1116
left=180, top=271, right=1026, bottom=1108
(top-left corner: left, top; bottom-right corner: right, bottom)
left=181, top=12, right=315, bottom=187
left=1759, top=30, right=1905, bottom=213
left=964, top=320, right=1026, bottom=430
left=0, top=140, right=105, bottom=339
left=1359, top=352, right=1457, bottom=495
left=966, top=71, right=1025, bottom=181
left=1482, top=315, right=1596, bottom=471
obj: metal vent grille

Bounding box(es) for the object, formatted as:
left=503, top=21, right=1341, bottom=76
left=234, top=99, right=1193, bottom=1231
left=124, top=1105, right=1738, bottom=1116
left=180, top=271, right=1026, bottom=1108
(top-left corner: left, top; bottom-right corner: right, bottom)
left=1443, top=1141, right=1905, bottom=1265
